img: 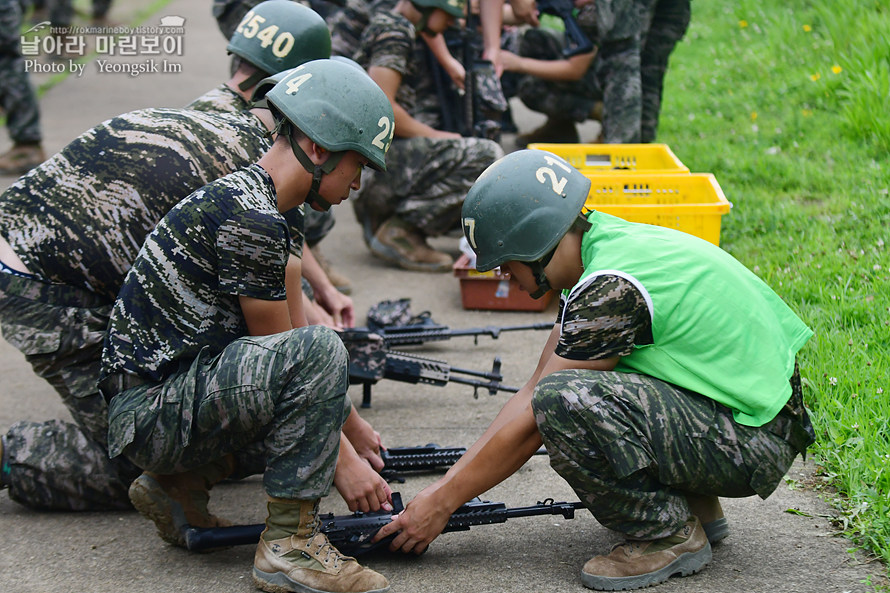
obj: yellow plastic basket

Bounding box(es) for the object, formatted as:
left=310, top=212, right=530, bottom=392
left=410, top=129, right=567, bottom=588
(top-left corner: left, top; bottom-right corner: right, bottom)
left=528, top=143, right=689, bottom=174
left=584, top=173, right=731, bottom=245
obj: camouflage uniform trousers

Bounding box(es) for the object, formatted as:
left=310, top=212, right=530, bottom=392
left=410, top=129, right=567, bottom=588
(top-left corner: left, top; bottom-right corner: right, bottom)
left=0, top=270, right=139, bottom=510
left=595, top=0, right=690, bottom=142
left=106, top=326, right=350, bottom=500
left=356, top=135, right=503, bottom=237
left=531, top=369, right=800, bottom=540
left=0, top=0, right=42, bottom=144
left=44, top=0, right=114, bottom=26
left=511, top=27, right=603, bottom=125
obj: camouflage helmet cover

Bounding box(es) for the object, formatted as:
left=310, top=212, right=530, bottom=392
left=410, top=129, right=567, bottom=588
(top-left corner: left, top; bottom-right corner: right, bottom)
left=461, top=149, right=591, bottom=272
left=265, top=59, right=395, bottom=171
left=227, top=0, right=332, bottom=75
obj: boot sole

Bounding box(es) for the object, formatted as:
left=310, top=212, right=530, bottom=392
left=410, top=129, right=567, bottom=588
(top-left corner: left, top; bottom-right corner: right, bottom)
left=580, top=542, right=712, bottom=591
left=252, top=568, right=391, bottom=593
left=368, top=237, right=453, bottom=273
left=128, top=475, right=188, bottom=547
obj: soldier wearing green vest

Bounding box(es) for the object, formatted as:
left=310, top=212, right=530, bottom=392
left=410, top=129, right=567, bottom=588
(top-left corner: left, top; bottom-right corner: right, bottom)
left=375, top=149, right=816, bottom=591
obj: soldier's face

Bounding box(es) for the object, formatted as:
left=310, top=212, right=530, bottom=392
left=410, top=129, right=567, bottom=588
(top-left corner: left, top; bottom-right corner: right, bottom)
left=501, top=261, right=540, bottom=294
left=427, top=9, right=455, bottom=34
left=315, top=150, right=367, bottom=210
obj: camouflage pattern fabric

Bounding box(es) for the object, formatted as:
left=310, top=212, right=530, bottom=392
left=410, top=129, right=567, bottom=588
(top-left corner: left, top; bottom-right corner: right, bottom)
left=354, top=11, right=422, bottom=118
left=532, top=369, right=801, bottom=540
left=303, top=206, right=335, bottom=247
left=330, top=0, right=396, bottom=59
left=101, top=165, right=290, bottom=383
left=2, top=419, right=138, bottom=510
left=353, top=8, right=503, bottom=235
left=0, top=107, right=278, bottom=302
left=213, top=0, right=342, bottom=41
left=0, top=108, right=283, bottom=511
left=555, top=274, right=653, bottom=360
left=0, top=0, right=42, bottom=144
left=594, top=0, right=690, bottom=142
left=366, top=298, right=413, bottom=328
left=513, top=26, right=604, bottom=124
left=0, top=271, right=141, bottom=510
left=185, top=84, right=251, bottom=114
left=44, top=0, right=113, bottom=26
left=339, top=330, right=386, bottom=383
left=356, top=134, right=503, bottom=237
left=531, top=258, right=806, bottom=540
left=107, top=326, right=349, bottom=499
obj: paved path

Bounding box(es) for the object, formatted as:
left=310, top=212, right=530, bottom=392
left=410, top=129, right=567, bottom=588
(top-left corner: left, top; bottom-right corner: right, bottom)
left=1, top=1, right=887, bottom=592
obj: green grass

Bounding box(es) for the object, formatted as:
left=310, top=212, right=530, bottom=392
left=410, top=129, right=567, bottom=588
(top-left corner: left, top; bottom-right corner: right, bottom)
left=659, top=0, right=890, bottom=572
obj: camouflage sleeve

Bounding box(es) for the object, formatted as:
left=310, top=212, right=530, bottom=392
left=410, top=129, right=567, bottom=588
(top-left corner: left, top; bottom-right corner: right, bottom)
left=360, top=17, right=413, bottom=76
left=556, top=274, right=653, bottom=361
left=216, top=210, right=289, bottom=300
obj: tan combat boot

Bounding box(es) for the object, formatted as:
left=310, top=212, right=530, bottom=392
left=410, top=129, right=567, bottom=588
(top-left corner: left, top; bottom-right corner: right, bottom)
left=515, top=117, right=579, bottom=149
left=128, top=454, right=235, bottom=547
left=253, top=498, right=390, bottom=593
left=369, top=216, right=453, bottom=273
left=0, top=144, right=45, bottom=176
left=684, top=492, right=729, bottom=544
left=581, top=517, right=712, bottom=590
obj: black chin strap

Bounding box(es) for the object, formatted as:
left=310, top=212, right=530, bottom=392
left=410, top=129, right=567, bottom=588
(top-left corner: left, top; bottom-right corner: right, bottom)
left=275, top=118, right=344, bottom=212
left=238, top=68, right=269, bottom=92
left=524, top=213, right=592, bottom=299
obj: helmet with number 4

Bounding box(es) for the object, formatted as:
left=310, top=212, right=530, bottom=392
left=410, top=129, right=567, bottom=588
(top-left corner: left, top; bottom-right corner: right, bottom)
left=461, top=149, right=591, bottom=272
left=264, top=59, right=394, bottom=210
left=265, top=59, right=394, bottom=171
left=227, top=1, right=331, bottom=77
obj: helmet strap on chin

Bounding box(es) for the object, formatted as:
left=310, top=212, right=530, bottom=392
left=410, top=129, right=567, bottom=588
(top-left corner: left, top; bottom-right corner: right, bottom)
left=273, top=118, right=343, bottom=212
left=526, top=246, right=557, bottom=300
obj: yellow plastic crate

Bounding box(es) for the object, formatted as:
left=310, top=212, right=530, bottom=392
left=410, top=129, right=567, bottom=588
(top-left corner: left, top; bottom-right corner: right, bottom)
left=585, top=173, right=731, bottom=245
left=528, top=143, right=689, bottom=174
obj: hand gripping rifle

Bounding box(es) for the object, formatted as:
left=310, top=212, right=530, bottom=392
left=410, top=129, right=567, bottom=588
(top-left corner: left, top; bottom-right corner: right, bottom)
left=339, top=329, right=520, bottom=408
left=536, top=0, right=595, bottom=57
left=182, top=492, right=585, bottom=554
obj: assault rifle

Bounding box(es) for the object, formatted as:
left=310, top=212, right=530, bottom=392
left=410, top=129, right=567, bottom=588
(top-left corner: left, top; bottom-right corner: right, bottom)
left=182, top=492, right=585, bottom=553
left=362, top=319, right=554, bottom=348
left=381, top=443, right=548, bottom=482
left=536, top=0, right=595, bottom=57
left=340, top=330, right=520, bottom=408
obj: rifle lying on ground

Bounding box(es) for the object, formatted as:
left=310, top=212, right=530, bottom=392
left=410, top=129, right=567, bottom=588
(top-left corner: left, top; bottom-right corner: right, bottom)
left=380, top=443, right=548, bottom=482
left=361, top=319, right=554, bottom=348
left=536, top=0, right=595, bottom=57
left=340, top=330, right=520, bottom=408
left=182, top=492, right=585, bottom=553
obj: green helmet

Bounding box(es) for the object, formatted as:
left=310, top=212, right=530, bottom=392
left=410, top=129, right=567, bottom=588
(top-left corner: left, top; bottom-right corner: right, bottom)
left=411, top=0, right=466, bottom=18
left=250, top=57, right=368, bottom=104
left=265, top=59, right=395, bottom=210
left=227, top=1, right=331, bottom=78
left=462, top=149, right=591, bottom=273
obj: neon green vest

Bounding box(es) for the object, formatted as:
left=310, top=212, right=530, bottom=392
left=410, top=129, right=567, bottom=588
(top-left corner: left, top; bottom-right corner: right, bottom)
left=568, top=212, right=813, bottom=427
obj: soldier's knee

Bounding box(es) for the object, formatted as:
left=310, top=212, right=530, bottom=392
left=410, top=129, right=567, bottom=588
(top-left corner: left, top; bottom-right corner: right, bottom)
left=531, top=371, right=577, bottom=420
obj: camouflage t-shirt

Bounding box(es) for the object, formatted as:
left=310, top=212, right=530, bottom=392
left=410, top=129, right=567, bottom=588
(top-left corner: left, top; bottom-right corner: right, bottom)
left=101, top=165, right=290, bottom=382
left=556, top=274, right=654, bottom=360
left=0, top=108, right=289, bottom=302
left=354, top=10, right=420, bottom=116
left=185, top=84, right=251, bottom=114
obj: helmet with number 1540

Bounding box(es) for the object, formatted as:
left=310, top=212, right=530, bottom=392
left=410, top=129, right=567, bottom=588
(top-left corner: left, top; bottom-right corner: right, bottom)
left=227, top=1, right=331, bottom=77
left=461, top=149, right=591, bottom=272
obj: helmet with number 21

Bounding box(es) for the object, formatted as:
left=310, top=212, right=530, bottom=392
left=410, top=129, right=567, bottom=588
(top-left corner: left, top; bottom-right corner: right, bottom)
left=461, top=149, right=591, bottom=272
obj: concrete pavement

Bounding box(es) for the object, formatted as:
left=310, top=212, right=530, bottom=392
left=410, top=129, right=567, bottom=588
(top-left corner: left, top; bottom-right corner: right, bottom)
left=1, top=1, right=887, bottom=592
